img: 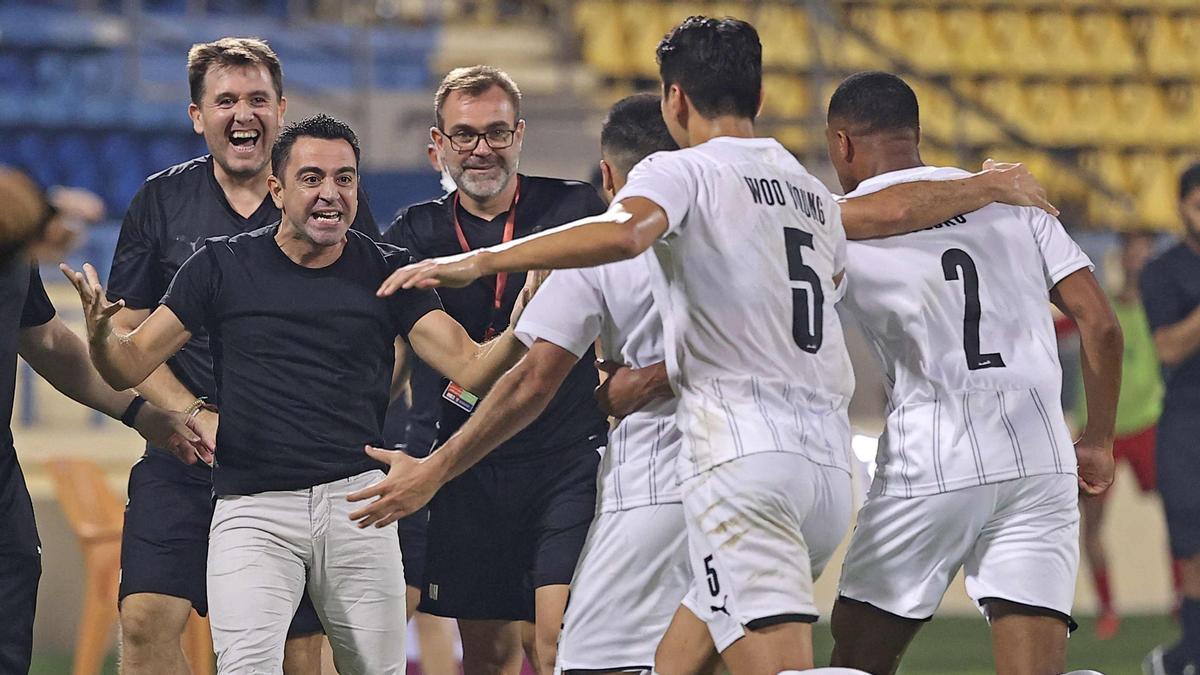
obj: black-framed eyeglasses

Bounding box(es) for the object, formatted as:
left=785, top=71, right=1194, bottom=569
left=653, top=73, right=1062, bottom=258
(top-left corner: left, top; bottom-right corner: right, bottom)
left=442, top=128, right=517, bottom=152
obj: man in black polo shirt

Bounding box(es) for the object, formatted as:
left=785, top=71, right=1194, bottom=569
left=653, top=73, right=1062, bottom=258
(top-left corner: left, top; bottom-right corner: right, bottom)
left=380, top=65, right=607, bottom=675
left=106, top=38, right=378, bottom=674
left=66, top=114, right=530, bottom=674
left=0, top=169, right=205, bottom=674
left=1142, top=163, right=1200, bottom=675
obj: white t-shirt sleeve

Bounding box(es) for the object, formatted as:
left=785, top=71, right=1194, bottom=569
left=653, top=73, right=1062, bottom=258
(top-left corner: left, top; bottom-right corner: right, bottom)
left=1028, top=209, right=1093, bottom=288
left=611, top=150, right=698, bottom=237
left=514, top=267, right=604, bottom=358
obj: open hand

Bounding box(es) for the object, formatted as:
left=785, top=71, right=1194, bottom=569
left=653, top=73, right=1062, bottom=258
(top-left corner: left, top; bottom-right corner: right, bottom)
left=377, top=252, right=485, bottom=297
left=347, top=446, right=443, bottom=528
left=59, top=263, right=123, bottom=343
left=980, top=158, right=1059, bottom=217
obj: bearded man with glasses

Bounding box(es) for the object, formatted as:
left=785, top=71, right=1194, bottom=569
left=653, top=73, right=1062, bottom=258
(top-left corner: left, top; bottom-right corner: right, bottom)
left=380, top=65, right=609, bottom=675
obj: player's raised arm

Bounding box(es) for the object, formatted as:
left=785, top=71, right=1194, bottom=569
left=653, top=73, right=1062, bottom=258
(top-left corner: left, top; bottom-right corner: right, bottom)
left=60, top=262, right=191, bottom=391
left=839, top=160, right=1058, bottom=240
left=377, top=197, right=668, bottom=295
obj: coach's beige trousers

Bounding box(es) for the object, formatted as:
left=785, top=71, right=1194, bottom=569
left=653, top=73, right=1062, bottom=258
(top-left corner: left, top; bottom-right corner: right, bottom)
left=207, top=470, right=406, bottom=674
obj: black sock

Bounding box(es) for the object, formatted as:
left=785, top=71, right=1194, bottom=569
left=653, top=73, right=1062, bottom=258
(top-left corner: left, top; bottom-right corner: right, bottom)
left=1165, top=597, right=1200, bottom=671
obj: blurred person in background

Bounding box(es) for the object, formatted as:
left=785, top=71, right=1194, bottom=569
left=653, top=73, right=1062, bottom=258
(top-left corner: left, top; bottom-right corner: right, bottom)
left=0, top=166, right=206, bottom=675
left=1076, top=230, right=1175, bottom=641
left=1141, top=163, right=1200, bottom=675
left=104, top=37, right=380, bottom=675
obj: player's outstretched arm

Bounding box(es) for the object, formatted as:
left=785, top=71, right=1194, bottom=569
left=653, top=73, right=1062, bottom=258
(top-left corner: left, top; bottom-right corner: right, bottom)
left=60, top=263, right=192, bottom=391
left=595, top=360, right=673, bottom=418
left=348, top=339, right=577, bottom=528
left=376, top=198, right=668, bottom=296
left=18, top=315, right=210, bottom=464
left=839, top=160, right=1059, bottom=240
left=1051, top=268, right=1123, bottom=495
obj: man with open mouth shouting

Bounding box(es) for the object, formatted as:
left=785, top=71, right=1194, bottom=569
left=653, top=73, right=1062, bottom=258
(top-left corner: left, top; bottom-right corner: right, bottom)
left=104, top=37, right=379, bottom=675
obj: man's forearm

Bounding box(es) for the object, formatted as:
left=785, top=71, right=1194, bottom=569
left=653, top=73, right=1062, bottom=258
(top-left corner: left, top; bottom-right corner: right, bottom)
left=1078, top=317, right=1124, bottom=445
left=455, top=329, right=527, bottom=395
left=89, top=328, right=163, bottom=391
left=840, top=174, right=1003, bottom=240
left=427, top=358, right=560, bottom=484
left=1153, top=306, right=1200, bottom=367
left=477, top=215, right=647, bottom=276
left=19, top=318, right=135, bottom=419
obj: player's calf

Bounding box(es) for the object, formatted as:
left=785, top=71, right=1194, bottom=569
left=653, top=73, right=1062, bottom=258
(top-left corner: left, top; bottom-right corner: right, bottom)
left=118, top=593, right=194, bottom=675
left=829, top=596, right=923, bottom=675
left=985, top=599, right=1069, bottom=675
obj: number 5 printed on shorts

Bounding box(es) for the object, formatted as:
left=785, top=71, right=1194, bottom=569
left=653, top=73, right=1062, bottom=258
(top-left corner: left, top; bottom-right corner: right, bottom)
left=704, top=554, right=730, bottom=617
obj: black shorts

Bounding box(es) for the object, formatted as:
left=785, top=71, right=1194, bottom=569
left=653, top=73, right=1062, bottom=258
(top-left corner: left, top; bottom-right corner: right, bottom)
left=0, top=469, right=42, bottom=675
left=1156, top=411, right=1200, bottom=558
left=119, top=451, right=325, bottom=635
left=397, top=505, right=429, bottom=589
left=419, top=441, right=601, bottom=621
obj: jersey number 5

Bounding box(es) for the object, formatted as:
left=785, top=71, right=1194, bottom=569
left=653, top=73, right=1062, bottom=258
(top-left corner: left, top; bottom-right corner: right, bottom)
left=785, top=228, right=823, bottom=353
left=941, top=248, right=1006, bottom=370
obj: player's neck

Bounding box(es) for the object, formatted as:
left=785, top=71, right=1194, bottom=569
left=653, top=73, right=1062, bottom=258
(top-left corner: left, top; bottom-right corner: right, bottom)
left=214, top=162, right=270, bottom=219
left=685, top=115, right=755, bottom=147
left=274, top=221, right=346, bottom=268
left=459, top=176, right=518, bottom=221
left=863, top=149, right=924, bottom=183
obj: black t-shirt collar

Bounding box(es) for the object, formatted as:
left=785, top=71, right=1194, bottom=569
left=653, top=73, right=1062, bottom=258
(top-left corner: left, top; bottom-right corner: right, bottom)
left=205, top=155, right=277, bottom=226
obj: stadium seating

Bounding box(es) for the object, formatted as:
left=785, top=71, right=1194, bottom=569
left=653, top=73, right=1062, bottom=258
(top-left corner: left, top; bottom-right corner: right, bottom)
left=0, top=3, right=437, bottom=215
left=571, top=0, right=1200, bottom=231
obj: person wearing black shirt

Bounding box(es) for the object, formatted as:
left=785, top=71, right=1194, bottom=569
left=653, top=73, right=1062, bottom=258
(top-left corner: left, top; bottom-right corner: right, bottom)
left=66, top=115, right=529, bottom=675
left=105, top=38, right=379, bottom=674
left=0, top=169, right=204, bottom=674
left=377, top=66, right=607, bottom=675
left=1141, top=164, right=1200, bottom=675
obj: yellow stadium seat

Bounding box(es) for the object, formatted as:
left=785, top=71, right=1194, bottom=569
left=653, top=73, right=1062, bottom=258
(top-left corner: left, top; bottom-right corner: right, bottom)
left=1127, top=153, right=1181, bottom=229
left=1075, top=11, right=1139, bottom=77
left=577, top=1, right=631, bottom=78
left=1023, top=82, right=1080, bottom=147
left=908, top=79, right=956, bottom=143
left=1145, top=12, right=1200, bottom=78
left=1080, top=150, right=1136, bottom=227
left=986, top=10, right=1050, bottom=76
left=1162, top=84, right=1200, bottom=147
left=1066, top=84, right=1122, bottom=147
left=757, top=4, right=814, bottom=71
left=621, top=2, right=676, bottom=79
left=1027, top=11, right=1091, bottom=77
left=920, top=143, right=963, bottom=171
left=823, top=6, right=885, bottom=72
left=761, top=74, right=811, bottom=121
left=971, top=79, right=1037, bottom=143
left=944, top=9, right=1003, bottom=75
left=894, top=8, right=959, bottom=74
left=1111, top=83, right=1167, bottom=148
left=957, top=79, right=1005, bottom=147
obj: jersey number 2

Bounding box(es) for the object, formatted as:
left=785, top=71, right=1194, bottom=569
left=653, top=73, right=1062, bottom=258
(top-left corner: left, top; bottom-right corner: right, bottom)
left=941, top=248, right=1006, bottom=370
left=785, top=228, right=823, bottom=353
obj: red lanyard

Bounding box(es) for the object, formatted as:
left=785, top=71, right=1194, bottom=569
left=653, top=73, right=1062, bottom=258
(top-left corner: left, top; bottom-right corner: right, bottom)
left=451, top=177, right=521, bottom=339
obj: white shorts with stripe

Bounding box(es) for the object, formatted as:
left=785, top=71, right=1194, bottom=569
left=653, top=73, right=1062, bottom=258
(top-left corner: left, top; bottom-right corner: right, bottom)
left=839, top=473, right=1079, bottom=621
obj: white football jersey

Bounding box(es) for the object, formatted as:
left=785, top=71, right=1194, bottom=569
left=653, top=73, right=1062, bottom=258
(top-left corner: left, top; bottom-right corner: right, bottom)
left=515, top=252, right=681, bottom=512
left=613, top=137, right=854, bottom=479
left=841, top=166, right=1092, bottom=498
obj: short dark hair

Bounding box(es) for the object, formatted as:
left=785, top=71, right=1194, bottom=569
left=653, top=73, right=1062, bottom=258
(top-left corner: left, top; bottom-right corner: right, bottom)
left=434, top=65, right=522, bottom=128
left=187, top=37, right=283, bottom=105
left=656, top=16, right=762, bottom=120
left=271, top=114, right=361, bottom=180
left=600, top=93, right=679, bottom=176
left=827, top=71, right=920, bottom=135
left=1181, top=162, right=1200, bottom=202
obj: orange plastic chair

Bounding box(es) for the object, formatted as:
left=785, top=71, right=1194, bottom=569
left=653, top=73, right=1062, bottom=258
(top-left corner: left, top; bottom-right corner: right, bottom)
left=47, top=458, right=215, bottom=675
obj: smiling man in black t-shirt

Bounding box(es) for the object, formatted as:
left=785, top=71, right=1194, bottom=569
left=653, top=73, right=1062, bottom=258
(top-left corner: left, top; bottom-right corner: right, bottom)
left=105, top=38, right=380, bottom=674
left=66, top=115, right=529, bottom=674
left=378, top=66, right=607, bottom=675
